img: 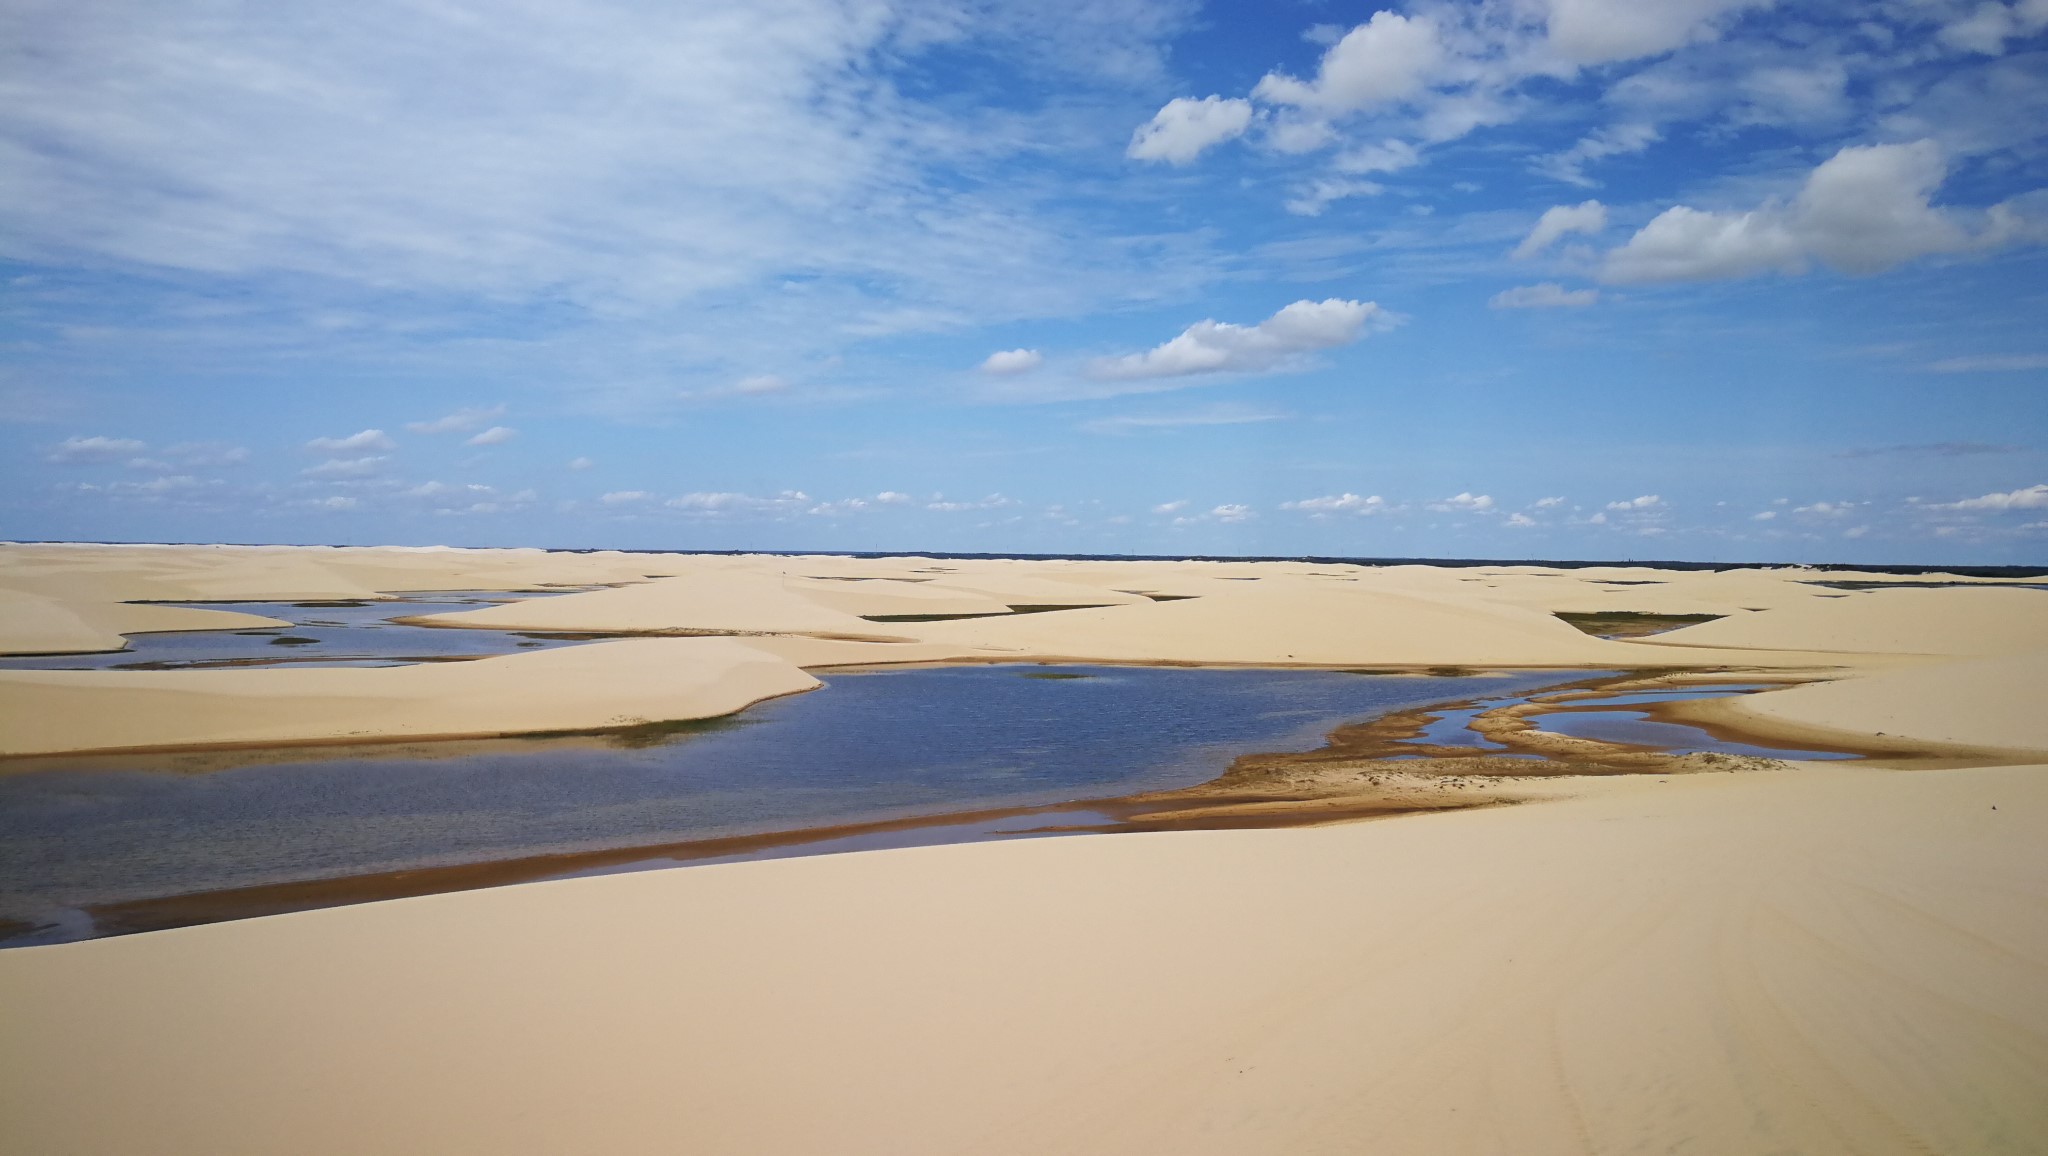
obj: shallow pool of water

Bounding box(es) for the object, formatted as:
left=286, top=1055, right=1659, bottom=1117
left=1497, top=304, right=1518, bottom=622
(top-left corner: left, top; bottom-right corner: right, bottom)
left=0, top=666, right=1578, bottom=943
left=0, top=590, right=594, bottom=671
left=1535, top=708, right=1856, bottom=761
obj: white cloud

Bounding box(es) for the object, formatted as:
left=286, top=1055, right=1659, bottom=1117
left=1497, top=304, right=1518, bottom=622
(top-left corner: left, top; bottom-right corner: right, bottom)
left=1127, top=96, right=1253, bottom=164
left=979, top=349, right=1044, bottom=375
left=311, top=495, right=359, bottom=511
left=303, top=455, right=387, bottom=478
left=1284, top=177, right=1385, bottom=217
left=307, top=429, right=395, bottom=453
left=1607, top=494, right=1662, bottom=509
left=1505, top=512, right=1537, bottom=527
left=567, top=456, right=594, bottom=470
left=599, top=490, right=650, bottom=505
left=1283, top=492, right=1387, bottom=514
left=465, top=426, right=517, bottom=446
left=1081, top=405, right=1287, bottom=435
left=1090, top=298, right=1385, bottom=381
left=1152, top=500, right=1188, bottom=514
left=1253, top=12, right=1444, bottom=112
left=1490, top=282, right=1600, bottom=309
left=0, top=2, right=1197, bottom=352
left=1513, top=201, right=1608, bottom=259
left=1210, top=503, right=1254, bottom=523
left=1429, top=492, right=1494, bottom=512
left=1752, top=510, right=1777, bottom=520
left=1533, top=496, right=1565, bottom=508
left=1926, top=353, right=2048, bottom=373
left=666, top=490, right=810, bottom=516
left=1843, top=525, right=1870, bottom=539
left=1939, top=0, right=2048, bottom=55
left=1532, top=124, right=1659, bottom=188
left=927, top=493, right=1018, bottom=512
left=733, top=374, right=788, bottom=395
left=1600, top=141, right=2017, bottom=283
left=1793, top=500, right=1853, bottom=517
left=1932, top=484, right=2048, bottom=510
left=47, top=435, right=146, bottom=462
left=875, top=491, right=912, bottom=504
left=406, top=405, right=505, bottom=434
left=1540, top=0, right=1773, bottom=67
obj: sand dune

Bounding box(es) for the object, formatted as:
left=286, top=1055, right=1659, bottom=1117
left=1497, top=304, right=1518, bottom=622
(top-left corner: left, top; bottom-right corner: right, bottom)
left=0, top=638, right=818, bottom=756
left=1651, top=585, right=2048, bottom=655
left=1, top=762, right=2040, bottom=1155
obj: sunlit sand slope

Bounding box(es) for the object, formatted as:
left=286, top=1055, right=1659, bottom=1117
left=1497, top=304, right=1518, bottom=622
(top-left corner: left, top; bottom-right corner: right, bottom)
left=1, top=762, right=2040, bottom=1155
left=0, top=638, right=818, bottom=756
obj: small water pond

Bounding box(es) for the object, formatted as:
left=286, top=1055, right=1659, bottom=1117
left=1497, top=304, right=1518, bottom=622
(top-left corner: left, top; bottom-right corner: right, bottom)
left=0, top=590, right=596, bottom=671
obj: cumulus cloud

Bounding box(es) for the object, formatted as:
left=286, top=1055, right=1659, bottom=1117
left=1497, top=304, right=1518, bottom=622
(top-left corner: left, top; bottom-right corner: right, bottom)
left=1127, top=96, right=1254, bottom=164
left=927, top=493, right=1019, bottom=512
left=1210, top=503, right=1254, bottom=523
left=1152, top=500, right=1188, bottom=514
left=406, top=405, right=505, bottom=434
left=1540, top=0, right=1773, bottom=67
left=1090, top=299, right=1385, bottom=381
left=1505, top=512, right=1537, bottom=527
left=599, top=490, right=650, bottom=504
left=1599, top=141, right=2032, bottom=283
left=1607, top=494, right=1662, bottom=509
left=1490, top=282, right=1600, bottom=309
left=1533, top=496, right=1566, bottom=508
left=979, top=349, right=1044, bottom=375
left=307, top=429, right=395, bottom=453
left=567, top=456, right=594, bottom=470
left=1938, top=0, right=2048, bottom=55
left=47, top=435, right=146, bottom=462
left=302, top=455, right=386, bottom=478
left=1253, top=12, right=1444, bottom=112
left=1513, top=201, right=1608, bottom=259
left=1793, top=500, right=1855, bottom=517
left=463, top=426, right=516, bottom=446
left=1282, top=492, right=1388, bottom=514
left=1931, top=483, right=2048, bottom=510
left=1429, top=492, right=1494, bottom=512
left=875, top=491, right=912, bottom=504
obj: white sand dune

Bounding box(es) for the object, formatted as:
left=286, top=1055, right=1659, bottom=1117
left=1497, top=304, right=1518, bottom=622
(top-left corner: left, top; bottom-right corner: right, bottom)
left=0, top=638, right=818, bottom=756
left=1, top=762, right=2040, bottom=1155
left=1649, top=586, right=2048, bottom=655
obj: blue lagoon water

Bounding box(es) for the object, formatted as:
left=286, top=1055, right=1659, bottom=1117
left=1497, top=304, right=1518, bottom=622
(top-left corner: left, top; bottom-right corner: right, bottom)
left=0, top=665, right=1579, bottom=938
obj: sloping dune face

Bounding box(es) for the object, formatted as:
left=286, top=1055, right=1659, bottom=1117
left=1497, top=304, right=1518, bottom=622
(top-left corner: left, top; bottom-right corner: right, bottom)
left=1650, top=586, right=2048, bottom=655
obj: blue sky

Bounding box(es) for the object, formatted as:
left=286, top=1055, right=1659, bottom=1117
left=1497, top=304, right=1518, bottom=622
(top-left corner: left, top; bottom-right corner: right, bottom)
left=3, top=0, right=2046, bottom=563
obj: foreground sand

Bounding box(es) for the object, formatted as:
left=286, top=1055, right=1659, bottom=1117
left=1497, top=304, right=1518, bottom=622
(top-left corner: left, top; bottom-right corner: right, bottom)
left=2, top=542, right=2045, bottom=1152
left=1, top=761, right=2042, bottom=1154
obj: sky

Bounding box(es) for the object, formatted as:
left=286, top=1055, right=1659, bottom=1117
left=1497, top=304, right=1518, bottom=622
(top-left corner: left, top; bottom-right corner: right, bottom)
left=3, top=0, right=2046, bottom=564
